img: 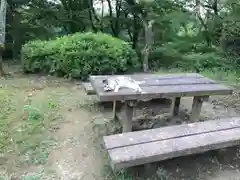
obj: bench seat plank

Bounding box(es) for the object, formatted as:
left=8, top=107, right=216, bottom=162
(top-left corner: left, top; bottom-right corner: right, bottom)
left=104, top=117, right=240, bottom=149
left=103, top=117, right=240, bottom=170
left=82, top=82, right=96, bottom=95
left=108, top=128, right=240, bottom=169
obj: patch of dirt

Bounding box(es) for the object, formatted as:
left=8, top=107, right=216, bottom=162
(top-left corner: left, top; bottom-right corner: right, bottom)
left=49, top=109, right=104, bottom=180
left=45, top=83, right=106, bottom=180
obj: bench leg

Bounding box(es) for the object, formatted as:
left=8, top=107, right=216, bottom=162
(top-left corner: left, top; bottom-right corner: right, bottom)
left=170, top=97, right=181, bottom=117
left=122, top=101, right=134, bottom=132
left=190, top=96, right=204, bottom=122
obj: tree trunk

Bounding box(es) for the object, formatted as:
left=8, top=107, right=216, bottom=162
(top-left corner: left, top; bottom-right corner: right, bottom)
left=132, top=15, right=140, bottom=49
left=0, top=0, right=7, bottom=76
left=0, top=50, right=4, bottom=76
left=142, top=20, right=154, bottom=72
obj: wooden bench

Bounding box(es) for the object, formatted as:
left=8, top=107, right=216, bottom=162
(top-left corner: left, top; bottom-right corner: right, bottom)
left=82, top=82, right=96, bottom=95
left=103, top=117, right=240, bottom=170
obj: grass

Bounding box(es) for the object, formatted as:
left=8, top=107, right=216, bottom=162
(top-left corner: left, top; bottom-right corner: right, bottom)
left=0, top=78, right=61, bottom=174
left=104, top=166, right=171, bottom=180
left=0, top=167, right=57, bottom=180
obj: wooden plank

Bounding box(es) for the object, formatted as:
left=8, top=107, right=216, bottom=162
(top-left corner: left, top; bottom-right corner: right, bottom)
left=108, top=127, right=240, bottom=169
left=104, top=117, right=240, bottom=150
left=82, top=82, right=96, bottom=95
left=97, top=84, right=233, bottom=102
left=190, top=96, right=204, bottom=122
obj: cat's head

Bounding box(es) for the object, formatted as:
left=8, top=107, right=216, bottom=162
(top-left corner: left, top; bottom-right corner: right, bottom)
left=102, top=79, right=115, bottom=92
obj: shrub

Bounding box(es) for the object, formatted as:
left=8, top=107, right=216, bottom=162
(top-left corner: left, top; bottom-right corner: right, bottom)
left=221, top=14, right=240, bottom=57
left=180, top=52, right=226, bottom=71
left=21, top=32, right=140, bottom=80
left=149, top=46, right=183, bottom=70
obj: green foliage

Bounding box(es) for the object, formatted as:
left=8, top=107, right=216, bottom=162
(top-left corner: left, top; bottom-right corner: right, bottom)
left=221, top=15, right=240, bottom=57
left=23, top=105, right=42, bottom=121
left=21, top=174, right=41, bottom=180
left=21, top=32, right=140, bottom=79
left=0, top=176, right=8, bottom=180
left=155, top=167, right=170, bottom=180
left=149, top=46, right=183, bottom=70
left=180, top=52, right=226, bottom=71
left=149, top=38, right=226, bottom=71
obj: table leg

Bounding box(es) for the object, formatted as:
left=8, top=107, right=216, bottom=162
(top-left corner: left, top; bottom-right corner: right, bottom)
left=170, top=97, right=181, bottom=117
left=122, top=101, right=134, bottom=132
left=190, top=96, right=204, bottom=122
left=113, top=100, right=117, bottom=120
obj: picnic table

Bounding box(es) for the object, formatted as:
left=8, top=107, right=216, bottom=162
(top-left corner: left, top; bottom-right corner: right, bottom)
left=89, top=73, right=233, bottom=132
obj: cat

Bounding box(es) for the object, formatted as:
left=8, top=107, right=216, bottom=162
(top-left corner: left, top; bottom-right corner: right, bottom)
left=102, top=76, right=142, bottom=93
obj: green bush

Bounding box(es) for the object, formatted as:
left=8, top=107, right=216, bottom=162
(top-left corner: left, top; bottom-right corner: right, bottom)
left=180, top=52, right=226, bottom=70
left=221, top=15, right=240, bottom=57
left=149, top=41, right=218, bottom=70
left=21, top=32, right=140, bottom=79
left=149, top=46, right=183, bottom=70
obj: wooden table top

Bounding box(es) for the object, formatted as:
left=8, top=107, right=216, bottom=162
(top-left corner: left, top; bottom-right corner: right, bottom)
left=89, top=73, right=233, bottom=102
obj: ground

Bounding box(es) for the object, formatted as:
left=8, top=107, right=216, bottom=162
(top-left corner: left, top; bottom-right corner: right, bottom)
left=1, top=65, right=240, bottom=180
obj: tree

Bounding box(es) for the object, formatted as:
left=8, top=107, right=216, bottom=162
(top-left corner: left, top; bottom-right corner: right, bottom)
left=0, top=0, right=7, bottom=76
left=142, top=20, right=154, bottom=72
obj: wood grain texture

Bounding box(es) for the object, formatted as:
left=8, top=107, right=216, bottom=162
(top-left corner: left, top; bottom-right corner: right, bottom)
left=108, top=127, right=240, bottom=169
left=104, top=117, right=240, bottom=150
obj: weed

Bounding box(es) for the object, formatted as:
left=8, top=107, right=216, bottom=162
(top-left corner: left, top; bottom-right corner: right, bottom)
left=21, top=174, right=41, bottom=180
left=156, top=167, right=170, bottom=180
left=23, top=105, right=42, bottom=121
left=200, top=68, right=240, bottom=85
left=108, top=170, right=133, bottom=180
left=0, top=175, right=8, bottom=180
left=48, top=100, right=58, bottom=109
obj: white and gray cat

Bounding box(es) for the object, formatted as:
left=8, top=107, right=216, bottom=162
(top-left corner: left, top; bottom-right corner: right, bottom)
left=102, top=76, right=142, bottom=93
